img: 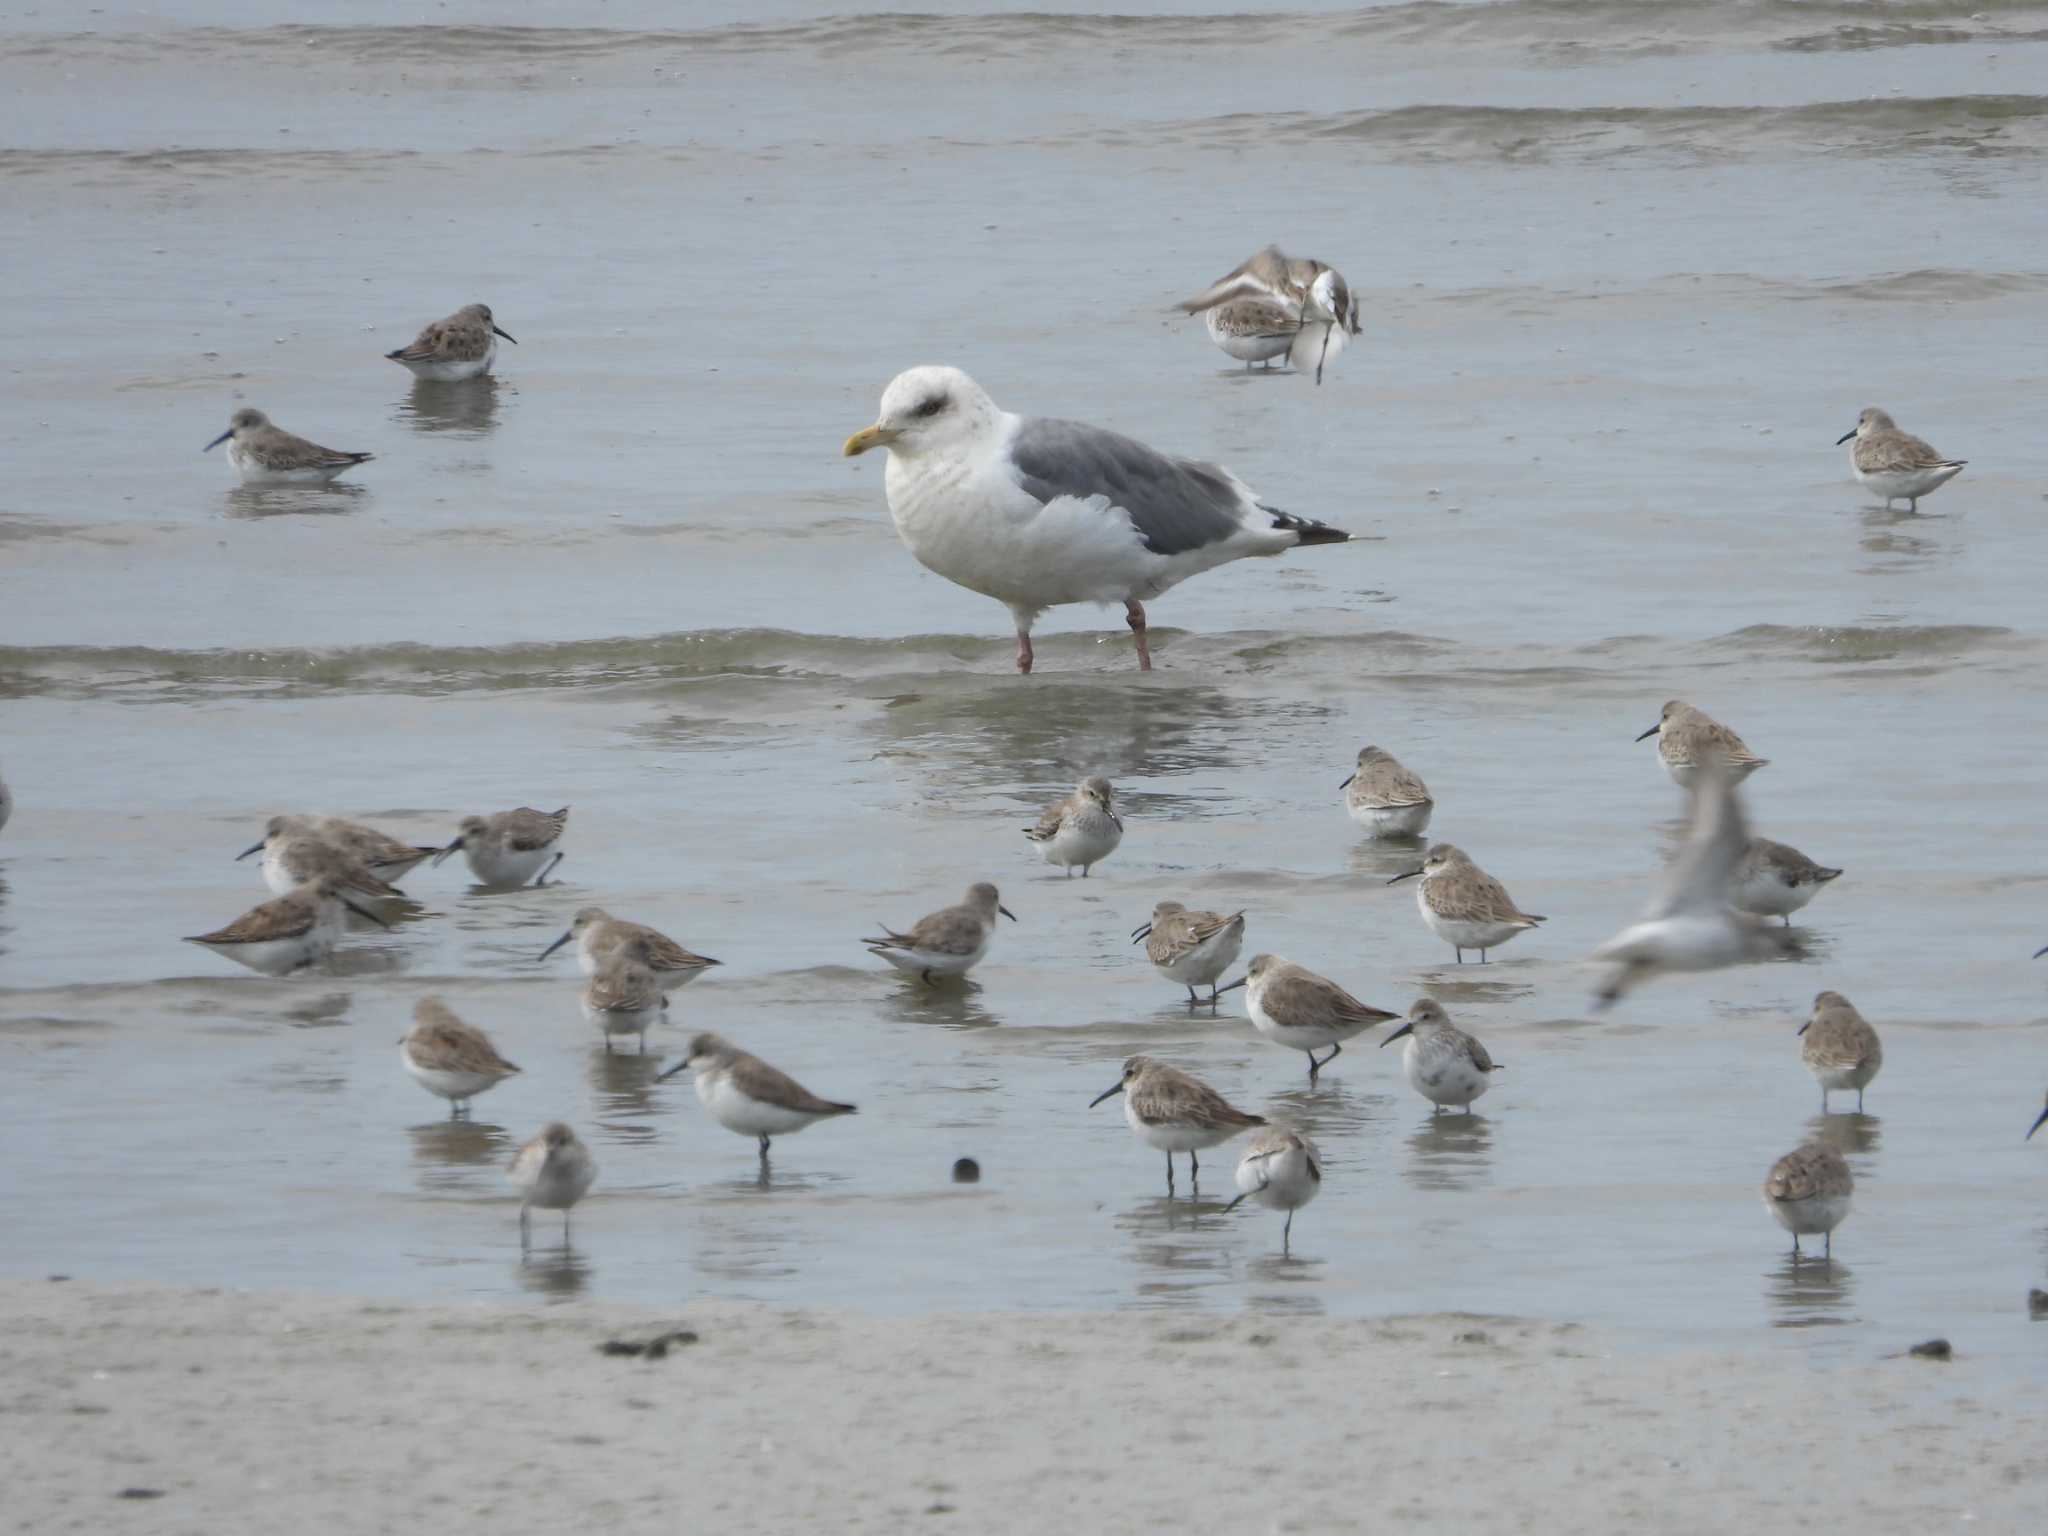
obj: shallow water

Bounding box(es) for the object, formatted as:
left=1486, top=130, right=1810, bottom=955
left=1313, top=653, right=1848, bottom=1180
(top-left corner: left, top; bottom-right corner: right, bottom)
left=4, top=0, right=2048, bottom=1369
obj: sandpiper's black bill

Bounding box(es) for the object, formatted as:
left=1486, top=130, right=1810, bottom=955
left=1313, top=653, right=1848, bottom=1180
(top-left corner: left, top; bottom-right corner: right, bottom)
left=202, top=429, right=233, bottom=452
left=1633, top=725, right=1660, bottom=742
left=494, top=326, right=518, bottom=343
left=1380, top=1021, right=1414, bottom=1046
left=1212, top=976, right=1248, bottom=996
left=538, top=931, right=574, bottom=961
left=999, top=905, right=1018, bottom=922
left=655, top=1060, right=689, bottom=1084
left=2029, top=1105, right=2048, bottom=1141
left=1338, top=773, right=1355, bottom=790
left=1129, top=923, right=1154, bottom=944
left=1386, top=868, right=1422, bottom=884
left=234, top=840, right=265, bottom=861
left=1088, top=1083, right=1124, bottom=1108
left=1835, top=429, right=1856, bottom=445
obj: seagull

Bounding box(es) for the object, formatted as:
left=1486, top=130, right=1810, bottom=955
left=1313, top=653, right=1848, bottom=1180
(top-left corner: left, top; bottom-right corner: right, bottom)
left=1176, top=246, right=1362, bottom=384
left=1589, top=757, right=1801, bottom=1008
left=843, top=366, right=1352, bottom=674
left=1836, top=407, right=1963, bottom=513
left=203, top=408, right=371, bottom=484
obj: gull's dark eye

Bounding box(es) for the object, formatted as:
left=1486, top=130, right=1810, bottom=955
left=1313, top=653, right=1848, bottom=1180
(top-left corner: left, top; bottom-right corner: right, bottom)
left=914, top=395, right=948, bottom=419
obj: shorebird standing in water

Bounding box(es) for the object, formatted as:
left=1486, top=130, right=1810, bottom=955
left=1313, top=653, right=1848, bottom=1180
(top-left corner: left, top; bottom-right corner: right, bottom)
left=435, top=806, right=568, bottom=888
left=385, top=302, right=516, bottom=381
left=509, top=1123, right=596, bottom=1248
left=1762, top=1140, right=1852, bottom=1262
left=400, top=997, right=520, bottom=1117
left=1089, top=1055, right=1266, bottom=1194
left=1341, top=745, right=1434, bottom=838
left=1636, top=700, right=1767, bottom=788
left=864, top=882, right=1015, bottom=982
left=1221, top=953, right=1397, bottom=1083
left=1025, top=776, right=1123, bottom=876
left=1389, top=844, right=1544, bottom=963
left=657, top=1032, right=857, bottom=1162
left=1837, top=407, right=1964, bottom=512
left=1381, top=998, right=1500, bottom=1113
left=1176, top=246, right=1362, bottom=384
left=1223, top=1127, right=1323, bottom=1253
left=1133, top=901, right=1246, bottom=1006
left=203, top=408, right=372, bottom=484
left=1798, top=991, right=1883, bottom=1113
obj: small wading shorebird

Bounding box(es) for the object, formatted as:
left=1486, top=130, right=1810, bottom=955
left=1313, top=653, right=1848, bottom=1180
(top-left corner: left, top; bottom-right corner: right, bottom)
left=1798, top=990, right=1882, bottom=1113
left=581, top=938, right=668, bottom=1054
left=1223, top=1127, right=1323, bottom=1253
left=1836, top=407, right=1964, bottom=513
left=239, top=813, right=439, bottom=885
left=244, top=832, right=406, bottom=902
left=540, top=906, right=720, bottom=991
left=385, top=302, right=516, bottom=382
left=1732, top=836, right=1842, bottom=926
left=656, top=1032, right=857, bottom=1161
left=509, top=1122, right=596, bottom=1249
left=434, top=806, right=569, bottom=888
left=1590, top=758, right=1801, bottom=1008
left=184, top=874, right=391, bottom=975
left=1762, top=1140, right=1852, bottom=1263
left=864, top=881, right=1016, bottom=983
left=1388, top=844, right=1544, bottom=963
left=1636, top=700, right=1767, bottom=788
left=1024, top=776, right=1123, bottom=876
left=1089, top=1055, right=1266, bottom=1194
left=203, top=408, right=372, bottom=484
left=1341, top=745, right=1433, bottom=839
left=1176, top=246, right=1363, bottom=384
left=1219, top=953, right=1397, bottom=1083
left=1381, top=998, right=1500, bottom=1113
left=842, top=365, right=1351, bottom=674
left=400, top=997, right=520, bottom=1117
left=1133, top=901, right=1246, bottom=1006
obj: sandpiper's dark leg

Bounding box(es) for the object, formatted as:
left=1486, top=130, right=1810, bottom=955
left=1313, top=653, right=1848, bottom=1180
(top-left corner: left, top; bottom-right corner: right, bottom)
left=1165, top=1150, right=1175, bottom=1194
left=520, top=1205, right=531, bottom=1251
left=534, top=852, right=564, bottom=887
left=1305, top=1052, right=1318, bottom=1084
left=759, top=1134, right=771, bottom=1158
left=1283, top=1211, right=1294, bottom=1252
left=1856, top=1088, right=1865, bottom=1112
left=1187, top=986, right=1199, bottom=1005
left=1783, top=915, right=1791, bottom=927
left=922, top=968, right=933, bottom=984
left=1189, top=1149, right=1200, bottom=1185
left=1455, top=948, right=1464, bottom=964
left=1125, top=599, right=1152, bottom=671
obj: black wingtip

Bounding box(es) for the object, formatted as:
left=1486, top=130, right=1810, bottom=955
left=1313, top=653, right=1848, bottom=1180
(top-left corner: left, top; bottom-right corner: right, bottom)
left=1293, top=525, right=1352, bottom=546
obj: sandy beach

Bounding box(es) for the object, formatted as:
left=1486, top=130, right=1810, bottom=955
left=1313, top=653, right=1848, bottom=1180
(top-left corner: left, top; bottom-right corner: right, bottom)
left=4, top=1278, right=2039, bottom=1533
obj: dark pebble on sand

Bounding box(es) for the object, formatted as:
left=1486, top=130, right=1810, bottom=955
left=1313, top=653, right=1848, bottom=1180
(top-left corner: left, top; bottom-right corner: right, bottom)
left=2028, top=1289, right=2048, bottom=1318
left=1908, top=1338, right=1952, bottom=1360
left=952, top=1157, right=980, bottom=1183
left=117, top=1489, right=165, bottom=1500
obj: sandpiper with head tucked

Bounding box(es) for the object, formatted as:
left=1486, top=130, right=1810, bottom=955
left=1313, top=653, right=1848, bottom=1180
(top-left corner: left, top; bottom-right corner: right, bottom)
left=509, top=1122, right=596, bottom=1248
left=1799, top=991, right=1882, bottom=1113
left=1341, top=745, right=1433, bottom=839
left=580, top=938, right=667, bottom=1054
left=1176, top=246, right=1363, bottom=384
left=386, top=302, right=516, bottom=382
left=184, top=875, right=391, bottom=975
left=1762, top=1140, right=1852, bottom=1262
left=1220, top=953, right=1397, bottom=1083
left=656, top=1032, right=856, bottom=1160
left=540, top=906, right=720, bottom=990
left=1733, top=837, right=1842, bottom=926
left=1089, top=1056, right=1266, bottom=1194
left=243, top=830, right=407, bottom=901
left=1223, top=1127, right=1323, bottom=1253
left=401, top=997, right=520, bottom=1117
left=1636, top=701, right=1767, bottom=788
left=1132, top=901, right=1245, bottom=1005
left=1837, top=407, right=1964, bottom=513
left=1389, top=844, right=1544, bottom=963
left=1381, top=998, right=1499, bottom=1113
left=239, top=814, right=439, bottom=886
left=434, top=806, right=568, bottom=888
left=865, top=882, right=1015, bottom=982
left=203, top=408, right=372, bottom=484
left=1025, top=776, right=1123, bottom=876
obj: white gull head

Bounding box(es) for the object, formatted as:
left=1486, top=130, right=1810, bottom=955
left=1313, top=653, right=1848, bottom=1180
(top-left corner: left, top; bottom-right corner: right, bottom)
left=843, top=364, right=1000, bottom=464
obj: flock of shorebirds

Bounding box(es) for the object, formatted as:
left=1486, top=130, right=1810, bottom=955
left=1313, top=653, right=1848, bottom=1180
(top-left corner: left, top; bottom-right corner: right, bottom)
left=124, top=253, right=1995, bottom=1257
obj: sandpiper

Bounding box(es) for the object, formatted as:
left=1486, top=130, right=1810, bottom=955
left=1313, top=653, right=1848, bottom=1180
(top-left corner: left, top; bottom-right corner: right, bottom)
left=434, top=806, right=568, bottom=888
left=1591, top=758, right=1799, bottom=1008
left=1024, top=776, right=1123, bottom=876
left=1636, top=700, right=1767, bottom=788
left=1223, top=1127, right=1323, bottom=1252
left=1089, top=1055, right=1266, bottom=1194
left=184, top=875, right=391, bottom=975
left=1220, top=953, right=1397, bottom=1082
left=540, top=906, right=720, bottom=990
left=1733, top=837, right=1842, bottom=926
left=509, top=1122, right=596, bottom=1248
left=655, top=1032, right=856, bottom=1160
left=1799, top=991, right=1882, bottom=1113
left=1762, top=1140, right=1853, bottom=1262
left=1388, top=844, right=1544, bottom=963
left=1341, top=745, right=1434, bottom=838
left=864, top=882, right=1015, bottom=982
left=245, top=831, right=406, bottom=901
left=1381, top=998, right=1499, bottom=1112
left=238, top=814, right=439, bottom=884
left=1176, top=246, right=1362, bottom=383
left=1132, top=901, right=1245, bottom=1005
left=385, top=302, right=516, bottom=382
left=202, top=408, right=372, bottom=484
left=1837, top=407, right=1965, bottom=512
left=400, top=997, right=520, bottom=1117
left=580, top=939, right=667, bottom=1054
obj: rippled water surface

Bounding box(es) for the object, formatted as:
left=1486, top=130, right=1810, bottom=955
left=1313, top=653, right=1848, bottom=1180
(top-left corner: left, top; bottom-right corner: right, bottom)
left=4, top=0, right=2048, bottom=1367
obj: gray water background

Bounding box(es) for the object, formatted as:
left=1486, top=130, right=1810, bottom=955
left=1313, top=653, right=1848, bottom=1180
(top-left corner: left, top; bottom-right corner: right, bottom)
left=4, top=0, right=2048, bottom=1367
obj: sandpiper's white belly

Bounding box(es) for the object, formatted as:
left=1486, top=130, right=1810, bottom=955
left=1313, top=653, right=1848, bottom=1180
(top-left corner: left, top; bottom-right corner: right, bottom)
left=224, top=443, right=346, bottom=485
left=1348, top=799, right=1432, bottom=838
left=584, top=998, right=660, bottom=1042
left=874, top=936, right=988, bottom=976
left=1419, top=900, right=1527, bottom=955
left=1662, top=757, right=1762, bottom=790
left=1854, top=463, right=1961, bottom=503
left=1036, top=813, right=1122, bottom=872
left=1765, top=1191, right=1851, bottom=1238
left=400, top=1051, right=500, bottom=1103
left=1205, top=308, right=1293, bottom=363
left=202, top=932, right=323, bottom=975
left=1808, top=1059, right=1877, bottom=1093
left=1246, top=995, right=1364, bottom=1055
left=400, top=340, right=495, bottom=383
left=519, top=1160, right=595, bottom=1211
left=1404, top=1037, right=1489, bottom=1108
left=1734, top=870, right=1813, bottom=918
left=1159, top=925, right=1243, bottom=989
left=259, top=847, right=298, bottom=897
left=698, top=1072, right=823, bottom=1138
left=1123, top=1097, right=1240, bottom=1153
left=1236, top=1147, right=1319, bottom=1212
left=464, top=842, right=552, bottom=887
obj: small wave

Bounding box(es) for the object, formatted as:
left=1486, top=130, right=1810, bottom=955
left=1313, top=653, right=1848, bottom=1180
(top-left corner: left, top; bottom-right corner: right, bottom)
left=1716, top=624, right=2018, bottom=664
left=0, top=147, right=418, bottom=184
